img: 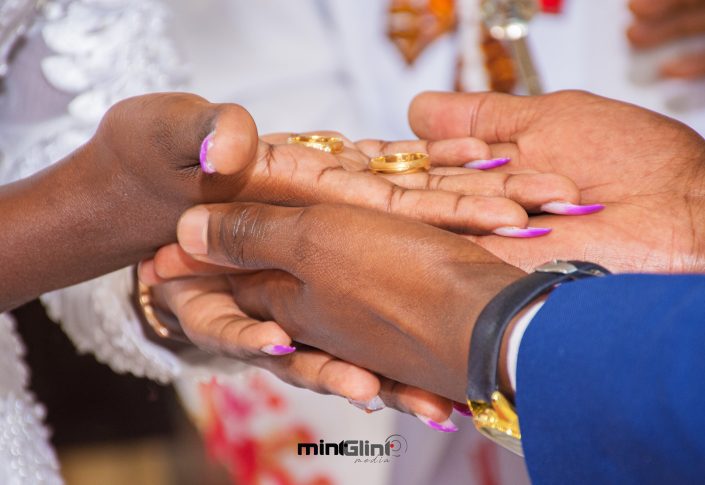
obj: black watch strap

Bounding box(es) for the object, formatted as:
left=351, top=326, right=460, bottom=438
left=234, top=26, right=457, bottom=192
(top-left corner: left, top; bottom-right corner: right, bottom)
left=466, top=260, right=610, bottom=403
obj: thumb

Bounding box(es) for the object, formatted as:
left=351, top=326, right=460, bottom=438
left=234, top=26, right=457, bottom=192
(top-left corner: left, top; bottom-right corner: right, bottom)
left=198, top=103, right=259, bottom=175
left=408, top=91, right=539, bottom=143
left=177, top=202, right=305, bottom=272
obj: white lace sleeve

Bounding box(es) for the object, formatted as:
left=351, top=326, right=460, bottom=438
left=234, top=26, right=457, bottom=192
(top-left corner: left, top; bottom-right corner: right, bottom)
left=40, top=268, right=183, bottom=382
left=40, top=267, right=249, bottom=383
left=0, top=313, right=61, bottom=485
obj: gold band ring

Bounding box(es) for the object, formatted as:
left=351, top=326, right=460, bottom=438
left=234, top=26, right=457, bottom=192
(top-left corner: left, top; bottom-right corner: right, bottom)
left=368, top=152, right=430, bottom=175
left=287, top=134, right=345, bottom=154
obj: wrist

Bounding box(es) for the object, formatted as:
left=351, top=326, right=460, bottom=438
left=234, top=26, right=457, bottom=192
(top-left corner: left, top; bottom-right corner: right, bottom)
left=443, top=263, right=526, bottom=402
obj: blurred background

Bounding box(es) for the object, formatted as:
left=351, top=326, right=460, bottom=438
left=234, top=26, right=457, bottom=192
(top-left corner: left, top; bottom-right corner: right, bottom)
left=13, top=300, right=230, bottom=485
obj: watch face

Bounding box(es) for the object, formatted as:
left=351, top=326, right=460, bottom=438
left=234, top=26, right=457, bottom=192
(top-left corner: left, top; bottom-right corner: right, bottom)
left=477, top=426, right=524, bottom=457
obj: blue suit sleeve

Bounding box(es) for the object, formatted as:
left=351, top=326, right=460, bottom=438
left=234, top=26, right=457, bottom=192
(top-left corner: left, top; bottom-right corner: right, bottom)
left=516, top=274, right=705, bottom=485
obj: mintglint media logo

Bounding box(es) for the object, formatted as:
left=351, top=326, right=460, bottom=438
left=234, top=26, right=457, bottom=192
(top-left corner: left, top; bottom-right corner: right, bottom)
left=297, top=434, right=408, bottom=464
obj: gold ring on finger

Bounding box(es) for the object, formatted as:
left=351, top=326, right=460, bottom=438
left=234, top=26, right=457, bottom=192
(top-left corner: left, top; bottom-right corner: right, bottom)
left=287, top=134, right=345, bottom=154
left=368, top=152, right=430, bottom=175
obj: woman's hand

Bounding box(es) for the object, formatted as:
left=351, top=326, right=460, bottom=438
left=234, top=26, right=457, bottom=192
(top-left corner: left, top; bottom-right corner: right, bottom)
left=159, top=202, right=525, bottom=403
left=409, top=90, right=705, bottom=272
left=628, top=0, right=705, bottom=79
left=208, top=129, right=588, bottom=236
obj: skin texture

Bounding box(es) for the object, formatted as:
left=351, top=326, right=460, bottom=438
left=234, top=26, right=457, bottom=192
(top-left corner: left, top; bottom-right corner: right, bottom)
left=1, top=91, right=581, bottom=311
left=0, top=93, right=257, bottom=311
left=410, top=90, right=705, bottom=273
left=170, top=202, right=525, bottom=403
left=628, top=0, right=705, bottom=79
left=155, top=90, right=705, bottom=411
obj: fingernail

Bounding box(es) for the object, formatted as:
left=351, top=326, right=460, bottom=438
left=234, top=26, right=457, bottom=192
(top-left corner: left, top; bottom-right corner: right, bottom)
left=347, top=395, right=386, bottom=413
left=415, top=414, right=458, bottom=433
left=199, top=130, right=216, bottom=174
left=452, top=402, right=473, bottom=417
left=541, top=201, right=605, bottom=216
left=493, top=226, right=552, bottom=238
left=463, top=157, right=510, bottom=170
left=177, top=207, right=210, bottom=255
left=260, top=344, right=297, bottom=356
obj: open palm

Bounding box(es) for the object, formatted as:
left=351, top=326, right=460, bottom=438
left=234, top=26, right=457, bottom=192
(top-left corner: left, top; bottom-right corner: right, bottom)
left=410, top=90, right=705, bottom=272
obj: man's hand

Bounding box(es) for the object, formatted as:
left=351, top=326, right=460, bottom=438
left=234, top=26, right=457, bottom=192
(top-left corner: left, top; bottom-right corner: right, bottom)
left=628, top=0, right=705, bottom=79
left=166, top=202, right=525, bottom=403
left=409, top=90, right=705, bottom=272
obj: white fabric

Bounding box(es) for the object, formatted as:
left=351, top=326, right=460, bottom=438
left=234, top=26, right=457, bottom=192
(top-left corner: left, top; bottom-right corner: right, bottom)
left=507, top=300, right=545, bottom=393
left=0, top=314, right=61, bottom=485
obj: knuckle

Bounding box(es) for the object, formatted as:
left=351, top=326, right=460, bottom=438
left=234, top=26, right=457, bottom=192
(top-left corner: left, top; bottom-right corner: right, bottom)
left=291, top=206, right=327, bottom=266
left=219, top=204, right=267, bottom=266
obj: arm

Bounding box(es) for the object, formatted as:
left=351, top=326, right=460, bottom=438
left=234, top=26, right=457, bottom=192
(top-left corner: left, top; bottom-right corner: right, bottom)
left=0, top=93, right=258, bottom=312
left=516, top=274, right=705, bottom=483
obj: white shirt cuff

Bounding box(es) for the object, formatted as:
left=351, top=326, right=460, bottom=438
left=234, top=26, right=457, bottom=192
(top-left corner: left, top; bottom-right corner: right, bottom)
left=506, top=300, right=545, bottom=393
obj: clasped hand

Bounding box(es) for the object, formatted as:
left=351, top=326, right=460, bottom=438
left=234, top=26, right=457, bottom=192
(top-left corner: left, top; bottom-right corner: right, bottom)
left=139, top=90, right=705, bottom=428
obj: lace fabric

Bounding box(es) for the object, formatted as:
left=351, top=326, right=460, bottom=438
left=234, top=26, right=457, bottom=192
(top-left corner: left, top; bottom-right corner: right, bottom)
left=0, top=314, right=61, bottom=485
left=0, top=1, right=196, bottom=482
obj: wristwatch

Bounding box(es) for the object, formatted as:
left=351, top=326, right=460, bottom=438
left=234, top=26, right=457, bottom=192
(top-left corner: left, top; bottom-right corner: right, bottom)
left=466, top=260, right=610, bottom=456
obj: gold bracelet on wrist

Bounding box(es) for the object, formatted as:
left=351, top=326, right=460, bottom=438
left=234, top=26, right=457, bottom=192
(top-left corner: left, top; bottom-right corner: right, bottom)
left=136, top=279, right=189, bottom=342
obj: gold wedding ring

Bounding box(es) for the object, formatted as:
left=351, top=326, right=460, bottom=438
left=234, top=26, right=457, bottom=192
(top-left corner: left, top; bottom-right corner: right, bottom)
left=368, top=152, right=430, bottom=175
left=287, top=134, right=345, bottom=154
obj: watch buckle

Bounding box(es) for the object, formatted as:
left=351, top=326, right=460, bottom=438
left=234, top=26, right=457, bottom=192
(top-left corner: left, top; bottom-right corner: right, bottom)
left=468, top=391, right=523, bottom=456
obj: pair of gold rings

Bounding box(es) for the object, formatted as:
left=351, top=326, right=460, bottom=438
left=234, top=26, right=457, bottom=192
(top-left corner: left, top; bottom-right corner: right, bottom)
left=287, top=133, right=430, bottom=175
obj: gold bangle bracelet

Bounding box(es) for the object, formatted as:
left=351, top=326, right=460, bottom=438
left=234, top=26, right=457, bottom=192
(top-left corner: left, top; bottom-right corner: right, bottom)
left=137, top=279, right=189, bottom=342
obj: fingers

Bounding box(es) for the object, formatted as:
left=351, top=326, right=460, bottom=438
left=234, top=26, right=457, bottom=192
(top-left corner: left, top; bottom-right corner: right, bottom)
left=158, top=277, right=295, bottom=357
left=408, top=91, right=540, bottom=143
left=378, top=171, right=584, bottom=212
left=628, top=3, right=705, bottom=48
left=197, top=103, right=258, bottom=175
left=378, top=379, right=456, bottom=429
left=661, top=49, right=705, bottom=79
left=227, top=270, right=302, bottom=324
left=151, top=243, right=244, bottom=281
left=261, top=348, right=383, bottom=405
left=354, top=137, right=493, bottom=167
left=178, top=203, right=308, bottom=270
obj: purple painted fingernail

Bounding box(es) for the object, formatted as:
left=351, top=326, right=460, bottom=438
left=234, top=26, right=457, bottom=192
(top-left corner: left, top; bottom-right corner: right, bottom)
left=348, top=395, right=386, bottom=413
left=541, top=201, right=605, bottom=216
left=463, top=157, right=511, bottom=170
left=415, top=414, right=459, bottom=433
left=452, top=402, right=473, bottom=417
left=493, top=226, right=552, bottom=238
left=260, top=344, right=296, bottom=356
left=199, top=130, right=216, bottom=174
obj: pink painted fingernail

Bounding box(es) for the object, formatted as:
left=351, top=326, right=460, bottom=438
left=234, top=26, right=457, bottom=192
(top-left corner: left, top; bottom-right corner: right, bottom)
left=348, top=395, right=386, bottom=413
left=463, top=157, right=510, bottom=170
left=541, top=201, right=605, bottom=216
left=452, top=402, right=473, bottom=417
left=199, top=130, right=216, bottom=174
left=415, top=414, right=458, bottom=433
left=493, top=226, right=552, bottom=238
left=260, top=344, right=296, bottom=356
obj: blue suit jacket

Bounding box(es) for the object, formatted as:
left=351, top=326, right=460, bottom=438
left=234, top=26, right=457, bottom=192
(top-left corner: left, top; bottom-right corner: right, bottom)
left=517, top=274, right=705, bottom=485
